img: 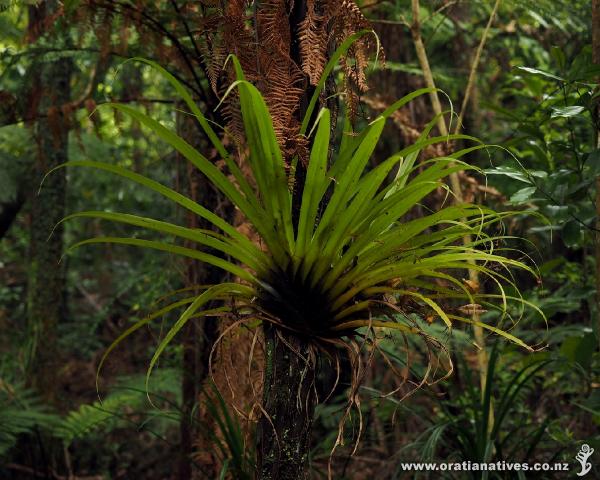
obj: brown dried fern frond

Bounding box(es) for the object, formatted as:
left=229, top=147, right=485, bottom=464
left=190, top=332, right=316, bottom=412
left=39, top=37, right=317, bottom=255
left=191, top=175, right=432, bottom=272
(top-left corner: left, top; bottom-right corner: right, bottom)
left=298, top=0, right=329, bottom=85
left=331, top=0, right=384, bottom=122
left=195, top=0, right=383, bottom=152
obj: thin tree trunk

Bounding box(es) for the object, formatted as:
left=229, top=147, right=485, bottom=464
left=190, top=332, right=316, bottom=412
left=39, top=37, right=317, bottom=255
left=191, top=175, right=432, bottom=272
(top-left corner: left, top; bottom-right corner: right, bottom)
left=257, top=325, right=316, bottom=480
left=592, top=0, right=600, bottom=349
left=256, top=1, right=322, bottom=478
left=26, top=0, right=71, bottom=401
left=410, top=0, right=499, bottom=409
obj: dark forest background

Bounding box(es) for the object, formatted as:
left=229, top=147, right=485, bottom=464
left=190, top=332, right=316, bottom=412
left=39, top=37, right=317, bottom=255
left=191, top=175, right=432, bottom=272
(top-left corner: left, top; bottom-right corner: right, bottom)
left=0, top=0, right=599, bottom=479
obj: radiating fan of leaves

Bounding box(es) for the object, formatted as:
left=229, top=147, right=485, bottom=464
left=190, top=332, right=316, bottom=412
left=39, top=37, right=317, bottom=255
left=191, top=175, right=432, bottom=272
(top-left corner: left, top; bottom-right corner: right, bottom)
left=47, top=36, right=543, bottom=439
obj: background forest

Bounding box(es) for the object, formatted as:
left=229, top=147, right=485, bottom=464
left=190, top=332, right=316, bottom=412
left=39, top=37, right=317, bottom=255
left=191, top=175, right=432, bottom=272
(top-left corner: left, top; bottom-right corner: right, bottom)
left=0, top=0, right=599, bottom=479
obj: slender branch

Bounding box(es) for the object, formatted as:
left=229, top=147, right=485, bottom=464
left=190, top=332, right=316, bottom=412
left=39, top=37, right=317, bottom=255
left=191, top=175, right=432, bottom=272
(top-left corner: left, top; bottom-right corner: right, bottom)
left=410, top=0, right=503, bottom=416
left=168, top=0, right=214, bottom=108
left=410, top=0, right=448, bottom=136
left=423, top=0, right=460, bottom=25
left=0, top=97, right=175, bottom=129
left=454, top=0, right=501, bottom=135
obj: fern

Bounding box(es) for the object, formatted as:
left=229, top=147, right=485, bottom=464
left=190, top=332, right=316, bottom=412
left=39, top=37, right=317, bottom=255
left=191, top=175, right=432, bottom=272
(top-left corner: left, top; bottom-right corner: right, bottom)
left=55, top=390, right=142, bottom=444
left=0, top=367, right=181, bottom=457
left=55, top=368, right=181, bottom=445
left=0, top=379, right=59, bottom=457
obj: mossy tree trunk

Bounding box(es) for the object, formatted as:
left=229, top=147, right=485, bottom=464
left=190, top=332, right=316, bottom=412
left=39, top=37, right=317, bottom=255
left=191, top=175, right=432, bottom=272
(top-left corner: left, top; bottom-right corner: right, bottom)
left=593, top=0, right=600, bottom=350
left=26, top=0, right=72, bottom=401
left=256, top=1, right=335, bottom=478
left=257, top=324, right=317, bottom=479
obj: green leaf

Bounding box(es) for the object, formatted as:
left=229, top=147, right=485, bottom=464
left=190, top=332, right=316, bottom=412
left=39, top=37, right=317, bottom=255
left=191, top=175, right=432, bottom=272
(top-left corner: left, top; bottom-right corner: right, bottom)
left=69, top=237, right=256, bottom=282
left=48, top=160, right=253, bottom=250
left=509, top=186, right=537, bottom=203
left=516, top=66, right=564, bottom=82
left=586, top=150, right=600, bottom=175
left=550, top=46, right=566, bottom=71
left=561, top=220, right=583, bottom=248
left=550, top=106, right=585, bottom=118
left=105, top=104, right=267, bottom=233
left=96, top=297, right=197, bottom=391
left=63, top=211, right=268, bottom=274
left=126, top=58, right=259, bottom=210
left=560, top=333, right=596, bottom=370
left=146, top=283, right=250, bottom=390
left=295, top=108, right=331, bottom=265
left=484, top=165, right=547, bottom=183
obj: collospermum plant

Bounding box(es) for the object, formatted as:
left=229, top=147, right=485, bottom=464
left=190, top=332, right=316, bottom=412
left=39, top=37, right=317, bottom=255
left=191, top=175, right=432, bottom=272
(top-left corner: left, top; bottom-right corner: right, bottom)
left=47, top=34, right=542, bottom=475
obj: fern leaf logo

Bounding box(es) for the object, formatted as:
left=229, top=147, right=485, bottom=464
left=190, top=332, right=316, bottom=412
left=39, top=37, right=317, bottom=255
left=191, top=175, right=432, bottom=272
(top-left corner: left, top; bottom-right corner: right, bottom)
left=576, top=444, right=594, bottom=477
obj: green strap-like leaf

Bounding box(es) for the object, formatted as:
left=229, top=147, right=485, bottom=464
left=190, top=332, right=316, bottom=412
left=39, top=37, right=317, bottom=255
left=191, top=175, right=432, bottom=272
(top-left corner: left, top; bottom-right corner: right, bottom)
left=68, top=237, right=257, bottom=283
left=62, top=211, right=269, bottom=274
left=313, top=153, right=403, bottom=282
left=228, top=69, right=294, bottom=258
left=96, top=296, right=198, bottom=391
left=332, top=207, right=498, bottom=286
left=125, top=57, right=259, bottom=209
left=302, top=117, right=386, bottom=281
left=393, top=289, right=452, bottom=329
left=47, top=160, right=255, bottom=251
left=146, top=283, right=252, bottom=390
left=448, top=314, right=533, bottom=351
left=294, top=108, right=331, bottom=266
left=105, top=104, right=266, bottom=229
left=330, top=249, right=530, bottom=311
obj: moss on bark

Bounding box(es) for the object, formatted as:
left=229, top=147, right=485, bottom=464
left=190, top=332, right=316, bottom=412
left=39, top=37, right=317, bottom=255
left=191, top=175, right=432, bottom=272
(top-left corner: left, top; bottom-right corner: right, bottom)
left=257, top=324, right=316, bottom=479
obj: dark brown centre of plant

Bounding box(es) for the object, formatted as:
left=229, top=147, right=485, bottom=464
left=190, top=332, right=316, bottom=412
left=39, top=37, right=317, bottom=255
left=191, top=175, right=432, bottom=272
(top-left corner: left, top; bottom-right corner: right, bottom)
left=258, top=266, right=336, bottom=338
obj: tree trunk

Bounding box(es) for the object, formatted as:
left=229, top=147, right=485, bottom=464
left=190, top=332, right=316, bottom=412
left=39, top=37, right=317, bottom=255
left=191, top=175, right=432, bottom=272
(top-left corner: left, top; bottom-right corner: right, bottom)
left=26, top=0, right=71, bottom=401
left=255, top=1, right=321, bottom=478
left=176, top=104, right=225, bottom=479
left=255, top=1, right=341, bottom=477
left=593, top=0, right=600, bottom=349
left=257, top=324, right=316, bottom=480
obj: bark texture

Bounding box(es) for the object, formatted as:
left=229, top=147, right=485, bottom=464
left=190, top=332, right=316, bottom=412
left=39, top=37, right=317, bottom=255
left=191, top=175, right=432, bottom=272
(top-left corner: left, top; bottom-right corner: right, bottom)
left=593, top=0, right=600, bottom=349
left=257, top=324, right=316, bottom=480
left=26, top=0, right=71, bottom=400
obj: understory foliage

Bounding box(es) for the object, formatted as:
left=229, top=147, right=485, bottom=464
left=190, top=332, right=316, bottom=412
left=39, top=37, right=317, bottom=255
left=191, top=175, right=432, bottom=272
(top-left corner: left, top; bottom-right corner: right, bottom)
left=50, top=35, right=542, bottom=458
left=0, top=368, right=180, bottom=459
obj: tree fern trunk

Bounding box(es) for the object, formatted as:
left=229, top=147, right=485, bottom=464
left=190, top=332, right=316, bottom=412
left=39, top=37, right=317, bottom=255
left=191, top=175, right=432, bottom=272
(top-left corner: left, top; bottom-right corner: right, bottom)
left=26, top=0, right=71, bottom=401
left=257, top=324, right=316, bottom=480
left=257, top=2, right=335, bottom=477
left=592, top=0, right=600, bottom=351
